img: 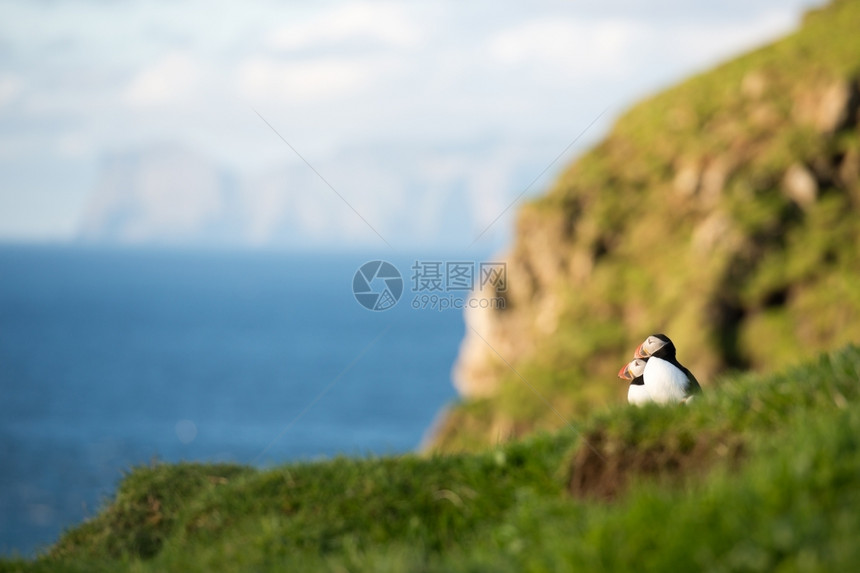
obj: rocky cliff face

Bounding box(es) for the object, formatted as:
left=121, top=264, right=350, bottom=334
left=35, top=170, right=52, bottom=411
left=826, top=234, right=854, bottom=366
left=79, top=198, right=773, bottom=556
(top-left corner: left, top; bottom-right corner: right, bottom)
left=77, top=141, right=556, bottom=250
left=431, top=0, right=860, bottom=452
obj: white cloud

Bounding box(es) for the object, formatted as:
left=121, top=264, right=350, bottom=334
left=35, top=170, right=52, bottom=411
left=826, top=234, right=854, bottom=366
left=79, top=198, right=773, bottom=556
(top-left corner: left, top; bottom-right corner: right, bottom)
left=0, top=0, right=821, bottom=245
left=266, top=2, right=421, bottom=51
left=237, top=56, right=395, bottom=103
left=483, top=8, right=800, bottom=99
left=56, top=132, right=92, bottom=159
left=0, top=75, right=24, bottom=107
left=665, top=9, right=796, bottom=67
left=124, top=52, right=204, bottom=107
left=488, top=18, right=643, bottom=78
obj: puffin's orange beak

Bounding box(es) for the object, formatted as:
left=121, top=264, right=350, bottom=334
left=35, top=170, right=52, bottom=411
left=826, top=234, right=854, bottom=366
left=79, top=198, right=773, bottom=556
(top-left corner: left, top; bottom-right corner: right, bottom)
left=618, top=364, right=632, bottom=380
left=634, top=342, right=648, bottom=359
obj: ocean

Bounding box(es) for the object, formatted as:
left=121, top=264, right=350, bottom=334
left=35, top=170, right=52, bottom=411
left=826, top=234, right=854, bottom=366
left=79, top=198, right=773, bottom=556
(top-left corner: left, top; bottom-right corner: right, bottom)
left=0, top=246, right=465, bottom=556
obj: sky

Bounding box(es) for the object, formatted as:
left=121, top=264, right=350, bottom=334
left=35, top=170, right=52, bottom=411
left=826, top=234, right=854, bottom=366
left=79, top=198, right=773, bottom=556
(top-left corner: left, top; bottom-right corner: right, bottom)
left=0, top=0, right=824, bottom=251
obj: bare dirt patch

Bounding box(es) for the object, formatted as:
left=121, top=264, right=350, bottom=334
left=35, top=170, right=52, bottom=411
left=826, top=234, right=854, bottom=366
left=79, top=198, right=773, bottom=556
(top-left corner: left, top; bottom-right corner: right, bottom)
left=568, top=430, right=745, bottom=501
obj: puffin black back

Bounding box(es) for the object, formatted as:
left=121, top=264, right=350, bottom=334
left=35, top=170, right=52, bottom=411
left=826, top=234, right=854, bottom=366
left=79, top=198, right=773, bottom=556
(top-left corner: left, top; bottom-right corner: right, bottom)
left=644, top=333, right=703, bottom=397
left=656, top=335, right=702, bottom=394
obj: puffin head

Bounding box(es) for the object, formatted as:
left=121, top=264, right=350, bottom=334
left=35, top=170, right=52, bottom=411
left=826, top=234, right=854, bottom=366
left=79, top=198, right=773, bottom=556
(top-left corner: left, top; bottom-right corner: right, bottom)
left=618, top=358, right=647, bottom=381
left=634, top=334, right=676, bottom=360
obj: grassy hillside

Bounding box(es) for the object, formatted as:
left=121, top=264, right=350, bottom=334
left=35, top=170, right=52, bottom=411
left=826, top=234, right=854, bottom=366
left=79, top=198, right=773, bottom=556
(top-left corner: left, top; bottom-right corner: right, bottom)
left=6, top=3, right=860, bottom=569
left=4, top=344, right=860, bottom=571
left=436, top=0, right=860, bottom=452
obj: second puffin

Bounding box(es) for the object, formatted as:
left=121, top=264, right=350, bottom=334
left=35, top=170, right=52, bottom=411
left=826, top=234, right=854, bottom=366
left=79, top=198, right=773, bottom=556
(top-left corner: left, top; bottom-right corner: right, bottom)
left=634, top=333, right=701, bottom=404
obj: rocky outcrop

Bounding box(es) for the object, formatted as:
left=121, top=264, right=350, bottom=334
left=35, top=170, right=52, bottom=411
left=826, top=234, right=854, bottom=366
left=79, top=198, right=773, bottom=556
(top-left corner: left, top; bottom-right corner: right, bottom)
left=432, top=0, right=860, bottom=452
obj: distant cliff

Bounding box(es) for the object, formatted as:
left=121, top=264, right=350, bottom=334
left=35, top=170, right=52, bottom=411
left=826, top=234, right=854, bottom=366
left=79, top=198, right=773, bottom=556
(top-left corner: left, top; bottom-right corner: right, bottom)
left=79, top=145, right=243, bottom=245
left=77, top=141, right=553, bottom=250
left=431, top=0, right=860, bottom=452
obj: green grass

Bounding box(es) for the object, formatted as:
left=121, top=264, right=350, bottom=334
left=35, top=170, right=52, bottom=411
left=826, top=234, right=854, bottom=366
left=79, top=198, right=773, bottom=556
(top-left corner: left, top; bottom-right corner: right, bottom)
left=432, top=0, right=860, bottom=451
left=6, top=2, right=860, bottom=568
left=5, top=344, right=860, bottom=571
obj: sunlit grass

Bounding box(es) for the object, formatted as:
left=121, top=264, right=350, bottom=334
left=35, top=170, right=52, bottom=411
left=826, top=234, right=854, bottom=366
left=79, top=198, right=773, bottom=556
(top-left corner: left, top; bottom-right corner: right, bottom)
left=3, top=344, right=859, bottom=571
left=435, top=0, right=860, bottom=451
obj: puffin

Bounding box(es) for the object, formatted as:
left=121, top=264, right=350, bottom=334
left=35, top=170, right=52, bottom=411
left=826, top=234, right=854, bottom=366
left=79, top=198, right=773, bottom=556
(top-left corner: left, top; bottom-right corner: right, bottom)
left=617, top=358, right=653, bottom=406
left=634, top=334, right=702, bottom=404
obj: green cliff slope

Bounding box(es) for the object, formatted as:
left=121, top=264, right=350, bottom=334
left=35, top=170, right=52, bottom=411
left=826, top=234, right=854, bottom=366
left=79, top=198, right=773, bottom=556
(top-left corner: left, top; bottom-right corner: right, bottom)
left=5, top=345, right=860, bottom=571
left=434, top=0, right=860, bottom=452
left=5, top=3, right=860, bottom=570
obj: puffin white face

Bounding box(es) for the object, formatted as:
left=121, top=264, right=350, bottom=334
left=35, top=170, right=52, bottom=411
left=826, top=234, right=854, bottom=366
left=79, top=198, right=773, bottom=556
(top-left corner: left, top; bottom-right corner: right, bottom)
left=634, top=335, right=668, bottom=359
left=618, top=358, right=647, bottom=380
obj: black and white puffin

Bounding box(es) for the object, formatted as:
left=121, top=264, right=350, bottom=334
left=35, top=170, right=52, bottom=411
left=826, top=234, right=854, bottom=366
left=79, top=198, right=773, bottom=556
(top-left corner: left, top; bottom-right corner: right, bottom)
left=634, top=334, right=702, bottom=404
left=617, top=358, right=653, bottom=406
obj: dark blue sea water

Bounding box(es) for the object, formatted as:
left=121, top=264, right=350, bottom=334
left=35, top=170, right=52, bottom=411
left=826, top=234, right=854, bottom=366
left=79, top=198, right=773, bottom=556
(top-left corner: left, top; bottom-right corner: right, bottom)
left=0, top=246, right=464, bottom=557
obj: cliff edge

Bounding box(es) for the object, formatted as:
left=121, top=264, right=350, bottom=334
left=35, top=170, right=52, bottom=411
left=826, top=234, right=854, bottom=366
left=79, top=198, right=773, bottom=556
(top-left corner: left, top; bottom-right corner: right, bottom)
left=431, top=0, right=860, bottom=452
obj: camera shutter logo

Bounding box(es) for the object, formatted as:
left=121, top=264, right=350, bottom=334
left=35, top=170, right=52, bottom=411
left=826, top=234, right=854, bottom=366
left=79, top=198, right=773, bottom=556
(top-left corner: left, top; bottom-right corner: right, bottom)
left=352, top=261, right=403, bottom=311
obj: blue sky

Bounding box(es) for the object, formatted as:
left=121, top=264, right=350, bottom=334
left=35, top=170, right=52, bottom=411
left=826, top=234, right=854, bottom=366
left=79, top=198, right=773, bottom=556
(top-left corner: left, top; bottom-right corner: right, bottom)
left=0, top=0, right=823, bottom=249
